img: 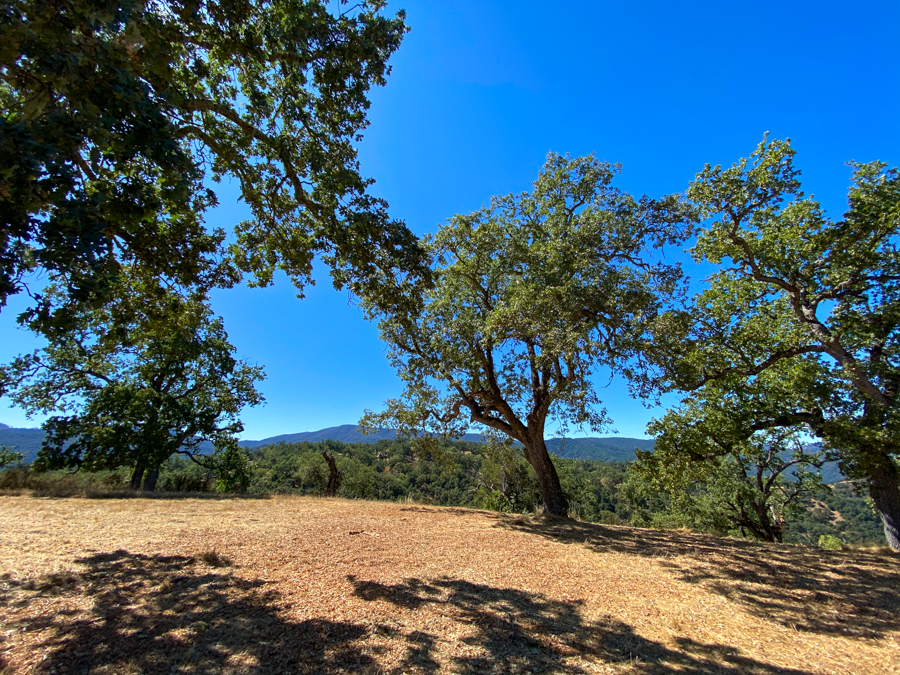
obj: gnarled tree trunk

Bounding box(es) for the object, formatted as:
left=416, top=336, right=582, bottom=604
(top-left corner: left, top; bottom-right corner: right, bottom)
left=130, top=461, right=146, bottom=490
left=522, top=439, right=568, bottom=516
left=142, top=467, right=160, bottom=492
left=867, top=459, right=900, bottom=550
left=322, top=451, right=342, bottom=497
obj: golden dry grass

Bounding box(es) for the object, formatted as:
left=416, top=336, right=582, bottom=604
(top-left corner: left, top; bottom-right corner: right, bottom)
left=0, top=495, right=898, bottom=674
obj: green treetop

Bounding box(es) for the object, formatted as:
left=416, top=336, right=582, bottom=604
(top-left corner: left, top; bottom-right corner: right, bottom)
left=0, top=274, right=264, bottom=490
left=362, top=153, right=695, bottom=515
left=654, top=136, right=900, bottom=549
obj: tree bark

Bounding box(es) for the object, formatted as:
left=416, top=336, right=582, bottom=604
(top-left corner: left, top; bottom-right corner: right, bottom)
left=130, top=461, right=146, bottom=490
left=867, top=459, right=900, bottom=550
left=523, top=439, right=568, bottom=516
left=322, top=451, right=342, bottom=497
left=142, top=467, right=160, bottom=492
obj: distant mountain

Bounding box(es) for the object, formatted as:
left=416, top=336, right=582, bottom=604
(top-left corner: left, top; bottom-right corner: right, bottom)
left=0, top=426, right=45, bottom=462
left=0, top=422, right=649, bottom=463
left=239, top=424, right=486, bottom=448
left=0, top=422, right=848, bottom=482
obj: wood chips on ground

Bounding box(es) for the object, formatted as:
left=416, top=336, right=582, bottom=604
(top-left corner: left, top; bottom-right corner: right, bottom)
left=0, top=495, right=897, bottom=674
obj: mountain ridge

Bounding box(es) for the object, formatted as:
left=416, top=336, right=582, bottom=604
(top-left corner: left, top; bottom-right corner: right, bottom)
left=0, top=422, right=652, bottom=463
left=0, top=422, right=844, bottom=481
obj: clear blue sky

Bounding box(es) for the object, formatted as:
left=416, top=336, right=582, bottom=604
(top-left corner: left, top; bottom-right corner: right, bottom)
left=2, top=0, right=898, bottom=439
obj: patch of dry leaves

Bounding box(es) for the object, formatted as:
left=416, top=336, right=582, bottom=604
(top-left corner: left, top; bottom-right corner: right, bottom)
left=0, top=495, right=897, bottom=674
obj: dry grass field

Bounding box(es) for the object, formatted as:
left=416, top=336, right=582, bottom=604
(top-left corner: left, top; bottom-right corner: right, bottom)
left=0, top=495, right=897, bottom=674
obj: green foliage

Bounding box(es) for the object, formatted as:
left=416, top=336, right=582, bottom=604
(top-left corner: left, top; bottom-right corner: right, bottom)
left=0, top=447, right=23, bottom=469
left=787, top=482, right=885, bottom=546
left=362, top=153, right=695, bottom=514
left=1, top=0, right=421, bottom=333
left=654, top=136, right=900, bottom=549
left=818, top=534, right=844, bottom=551
left=473, top=441, right=542, bottom=513
left=556, top=458, right=630, bottom=523
left=627, top=409, right=828, bottom=542
left=212, top=441, right=251, bottom=493
left=158, top=457, right=213, bottom=493
left=0, top=465, right=132, bottom=494
left=0, top=275, right=264, bottom=483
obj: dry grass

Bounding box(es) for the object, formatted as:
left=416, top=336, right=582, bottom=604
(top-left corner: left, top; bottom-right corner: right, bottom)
left=0, top=495, right=897, bottom=674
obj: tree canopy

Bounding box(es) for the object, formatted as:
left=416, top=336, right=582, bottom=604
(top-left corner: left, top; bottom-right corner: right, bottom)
left=362, top=153, right=695, bottom=515
left=0, top=275, right=264, bottom=490
left=1, top=0, right=422, bottom=333
left=626, top=404, right=827, bottom=542
left=653, top=137, right=900, bottom=549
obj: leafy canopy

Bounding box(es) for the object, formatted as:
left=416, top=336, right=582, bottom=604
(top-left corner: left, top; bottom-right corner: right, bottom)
left=1, top=0, right=420, bottom=332
left=651, top=136, right=900, bottom=548
left=626, top=400, right=828, bottom=543
left=0, top=275, right=264, bottom=474
left=362, top=153, right=695, bottom=513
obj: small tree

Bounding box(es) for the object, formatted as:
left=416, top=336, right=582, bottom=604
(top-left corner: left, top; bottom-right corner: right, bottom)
left=624, top=403, right=827, bottom=542
left=362, top=154, right=694, bottom=515
left=0, top=276, right=264, bottom=490
left=654, top=137, right=900, bottom=549
left=474, top=440, right=542, bottom=513
left=0, top=448, right=24, bottom=469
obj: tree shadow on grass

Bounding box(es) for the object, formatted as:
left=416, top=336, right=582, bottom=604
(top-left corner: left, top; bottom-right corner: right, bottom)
left=1, top=550, right=374, bottom=675
left=1, top=549, right=821, bottom=675
left=495, top=515, right=900, bottom=640
left=348, top=575, right=817, bottom=674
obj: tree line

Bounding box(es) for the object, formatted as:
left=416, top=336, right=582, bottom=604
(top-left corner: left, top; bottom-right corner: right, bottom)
left=0, top=437, right=884, bottom=546
left=2, top=0, right=898, bottom=549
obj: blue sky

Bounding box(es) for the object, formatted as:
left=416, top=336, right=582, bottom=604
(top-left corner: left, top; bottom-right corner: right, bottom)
left=2, top=0, right=899, bottom=439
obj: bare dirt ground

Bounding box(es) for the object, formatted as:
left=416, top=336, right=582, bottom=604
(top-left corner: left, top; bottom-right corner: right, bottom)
left=0, top=495, right=897, bottom=674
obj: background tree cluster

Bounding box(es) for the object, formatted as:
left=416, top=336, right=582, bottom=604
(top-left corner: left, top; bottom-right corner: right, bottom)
left=0, top=437, right=885, bottom=546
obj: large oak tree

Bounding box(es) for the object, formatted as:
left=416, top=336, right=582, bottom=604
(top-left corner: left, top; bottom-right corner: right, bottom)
left=655, top=137, right=900, bottom=549
left=362, top=154, right=694, bottom=515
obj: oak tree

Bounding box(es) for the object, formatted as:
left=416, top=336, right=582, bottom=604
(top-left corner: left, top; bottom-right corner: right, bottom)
left=656, top=137, right=900, bottom=549
left=362, top=154, right=694, bottom=515
left=625, top=399, right=827, bottom=543
left=0, top=276, right=264, bottom=490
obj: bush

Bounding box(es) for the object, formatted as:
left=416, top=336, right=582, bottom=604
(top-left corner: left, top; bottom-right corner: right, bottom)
left=818, top=534, right=845, bottom=551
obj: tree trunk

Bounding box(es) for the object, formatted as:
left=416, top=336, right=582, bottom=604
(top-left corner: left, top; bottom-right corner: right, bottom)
left=523, top=439, right=568, bottom=516
left=322, top=451, right=342, bottom=497
left=142, top=467, right=160, bottom=492
left=130, top=461, right=146, bottom=490
left=867, top=460, right=900, bottom=551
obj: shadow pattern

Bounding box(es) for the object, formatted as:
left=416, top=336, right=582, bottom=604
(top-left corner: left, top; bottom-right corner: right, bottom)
left=496, top=516, right=900, bottom=639
left=348, top=575, right=818, bottom=674
left=1, top=551, right=373, bottom=675
left=0, top=548, right=823, bottom=674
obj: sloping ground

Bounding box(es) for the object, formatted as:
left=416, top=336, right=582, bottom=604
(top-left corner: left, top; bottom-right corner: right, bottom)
left=0, top=496, right=897, bottom=674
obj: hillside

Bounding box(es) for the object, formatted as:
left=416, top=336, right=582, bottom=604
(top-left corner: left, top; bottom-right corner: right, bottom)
left=547, top=436, right=655, bottom=461
left=0, top=422, right=654, bottom=464
left=0, top=424, right=44, bottom=461
left=0, top=422, right=848, bottom=487
left=0, top=495, right=895, bottom=674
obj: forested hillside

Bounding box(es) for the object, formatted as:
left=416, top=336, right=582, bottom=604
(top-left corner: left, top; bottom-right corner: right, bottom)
left=0, top=422, right=653, bottom=463
left=8, top=438, right=865, bottom=547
